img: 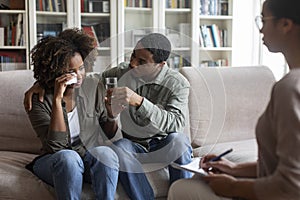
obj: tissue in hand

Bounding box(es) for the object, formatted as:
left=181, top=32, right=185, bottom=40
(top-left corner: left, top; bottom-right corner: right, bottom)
left=66, top=73, right=77, bottom=85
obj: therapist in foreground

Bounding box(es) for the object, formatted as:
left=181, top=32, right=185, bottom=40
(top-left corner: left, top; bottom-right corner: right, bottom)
left=168, top=0, right=300, bottom=199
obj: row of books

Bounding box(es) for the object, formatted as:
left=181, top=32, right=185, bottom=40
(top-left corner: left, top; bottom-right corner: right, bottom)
left=200, top=58, right=228, bottom=67
left=81, top=0, right=110, bottom=13
left=199, top=24, right=228, bottom=48
left=165, top=0, right=191, bottom=8
left=0, top=50, right=26, bottom=63
left=36, top=0, right=66, bottom=12
left=0, top=14, right=24, bottom=46
left=200, top=0, right=229, bottom=16
left=82, top=22, right=110, bottom=47
left=125, top=0, right=152, bottom=8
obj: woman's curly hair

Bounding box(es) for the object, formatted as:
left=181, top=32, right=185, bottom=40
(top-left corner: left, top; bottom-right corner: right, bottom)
left=31, top=28, right=97, bottom=89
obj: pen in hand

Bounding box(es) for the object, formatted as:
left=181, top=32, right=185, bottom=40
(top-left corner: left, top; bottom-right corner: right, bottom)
left=203, top=148, right=233, bottom=172
left=209, top=148, right=233, bottom=162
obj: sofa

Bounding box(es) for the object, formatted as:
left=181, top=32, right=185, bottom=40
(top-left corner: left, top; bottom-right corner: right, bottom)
left=0, top=66, right=275, bottom=199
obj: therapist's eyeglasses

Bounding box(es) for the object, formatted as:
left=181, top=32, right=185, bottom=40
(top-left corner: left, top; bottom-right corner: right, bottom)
left=255, top=16, right=276, bottom=30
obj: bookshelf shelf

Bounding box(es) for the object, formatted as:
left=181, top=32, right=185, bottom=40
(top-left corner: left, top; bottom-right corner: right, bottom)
left=165, top=8, right=191, bottom=13
left=0, top=10, right=26, bottom=14
left=173, top=47, right=191, bottom=51
left=196, top=0, right=234, bottom=67
left=1, top=0, right=237, bottom=71
left=200, top=47, right=232, bottom=51
left=81, top=13, right=110, bottom=17
left=0, top=46, right=26, bottom=50
left=36, top=11, right=67, bottom=16
left=199, top=15, right=233, bottom=20
left=125, top=7, right=152, bottom=12
left=0, top=0, right=28, bottom=71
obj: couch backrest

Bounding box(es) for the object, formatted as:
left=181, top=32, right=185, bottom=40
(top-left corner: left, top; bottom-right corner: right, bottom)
left=0, top=70, right=42, bottom=154
left=180, top=66, right=276, bottom=148
left=0, top=67, right=276, bottom=153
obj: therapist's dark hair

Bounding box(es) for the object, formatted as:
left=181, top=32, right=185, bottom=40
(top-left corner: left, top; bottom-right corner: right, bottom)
left=265, top=0, right=300, bottom=24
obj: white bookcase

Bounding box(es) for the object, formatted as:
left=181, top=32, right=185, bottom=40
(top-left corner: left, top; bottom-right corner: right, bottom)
left=117, top=0, right=157, bottom=64
left=73, top=0, right=118, bottom=73
left=197, top=0, right=234, bottom=67
left=28, top=0, right=117, bottom=72
left=0, top=0, right=237, bottom=71
left=0, top=0, right=28, bottom=71
left=117, top=0, right=235, bottom=69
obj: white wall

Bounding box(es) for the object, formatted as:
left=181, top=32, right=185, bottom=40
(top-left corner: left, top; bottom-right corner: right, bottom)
left=232, top=0, right=287, bottom=80
left=232, top=0, right=261, bottom=67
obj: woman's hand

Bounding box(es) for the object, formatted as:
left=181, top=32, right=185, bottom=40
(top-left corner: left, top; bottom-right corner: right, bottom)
left=53, top=73, right=76, bottom=101
left=200, top=154, right=237, bottom=175
left=203, top=173, right=237, bottom=198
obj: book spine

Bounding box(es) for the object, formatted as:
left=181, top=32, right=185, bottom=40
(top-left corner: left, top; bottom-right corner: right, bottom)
left=211, top=24, right=221, bottom=47
left=15, top=14, right=23, bottom=46
left=0, top=27, right=4, bottom=46
left=199, top=26, right=204, bottom=47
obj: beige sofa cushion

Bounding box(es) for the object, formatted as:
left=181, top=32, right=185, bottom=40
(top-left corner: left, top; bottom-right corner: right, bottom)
left=0, top=151, right=55, bottom=199
left=180, top=66, right=275, bottom=148
left=0, top=70, right=41, bottom=154
left=193, top=139, right=258, bottom=163
left=0, top=150, right=169, bottom=199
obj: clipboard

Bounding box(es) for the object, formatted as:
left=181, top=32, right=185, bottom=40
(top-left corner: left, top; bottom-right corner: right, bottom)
left=171, top=157, right=208, bottom=176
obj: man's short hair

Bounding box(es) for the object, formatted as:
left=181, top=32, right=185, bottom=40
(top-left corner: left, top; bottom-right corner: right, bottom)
left=138, top=33, right=171, bottom=63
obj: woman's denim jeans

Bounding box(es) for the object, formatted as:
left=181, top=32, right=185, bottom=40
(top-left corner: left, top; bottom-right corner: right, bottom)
left=32, top=146, right=119, bottom=200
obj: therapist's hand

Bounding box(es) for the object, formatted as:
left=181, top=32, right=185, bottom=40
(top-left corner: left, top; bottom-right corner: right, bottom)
left=200, top=154, right=237, bottom=175
left=203, top=173, right=237, bottom=198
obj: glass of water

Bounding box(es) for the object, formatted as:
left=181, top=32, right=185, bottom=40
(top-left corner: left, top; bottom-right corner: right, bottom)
left=105, top=77, right=117, bottom=89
